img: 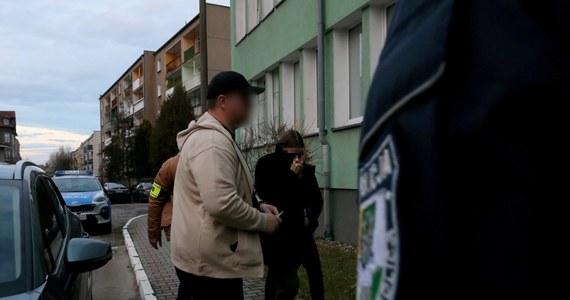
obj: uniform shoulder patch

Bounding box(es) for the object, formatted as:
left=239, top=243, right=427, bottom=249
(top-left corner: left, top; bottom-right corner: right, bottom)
left=357, top=135, right=400, bottom=300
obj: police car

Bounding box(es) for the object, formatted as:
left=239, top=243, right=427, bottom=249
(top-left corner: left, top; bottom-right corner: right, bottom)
left=52, top=170, right=112, bottom=234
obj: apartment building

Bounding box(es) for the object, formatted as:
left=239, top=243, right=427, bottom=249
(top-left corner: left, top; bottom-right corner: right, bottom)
left=231, top=0, right=395, bottom=244
left=155, top=3, right=231, bottom=117
left=98, top=3, right=230, bottom=148
left=73, top=131, right=102, bottom=180
left=0, top=111, right=21, bottom=164
left=99, top=51, right=157, bottom=148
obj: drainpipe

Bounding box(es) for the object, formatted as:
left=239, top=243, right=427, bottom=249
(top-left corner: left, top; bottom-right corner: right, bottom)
left=317, top=0, right=332, bottom=240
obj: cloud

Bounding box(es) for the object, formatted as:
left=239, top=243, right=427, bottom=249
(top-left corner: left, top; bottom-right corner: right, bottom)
left=17, top=125, right=89, bottom=164
left=0, top=0, right=229, bottom=163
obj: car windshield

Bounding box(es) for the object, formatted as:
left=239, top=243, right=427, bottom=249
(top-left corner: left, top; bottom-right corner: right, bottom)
left=0, top=181, right=27, bottom=297
left=107, top=182, right=126, bottom=189
left=53, top=177, right=101, bottom=192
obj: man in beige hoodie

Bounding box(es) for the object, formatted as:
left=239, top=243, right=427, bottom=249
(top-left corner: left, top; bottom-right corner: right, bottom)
left=171, top=71, right=281, bottom=300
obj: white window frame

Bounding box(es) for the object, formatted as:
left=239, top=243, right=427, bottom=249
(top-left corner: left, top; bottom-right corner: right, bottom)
left=156, top=59, right=162, bottom=73
left=261, top=0, right=274, bottom=20
left=333, top=28, right=362, bottom=128
left=270, top=67, right=281, bottom=125
left=293, top=61, right=302, bottom=129
left=369, top=1, right=396, bottom=77
left=301, top=48, right=318, bottom=133
left=280, top=62, right=295, bottom=127
left=348, top=23, right=364, bottom=123
left=246, top=0, right=260, bottom=33
left=4, top=132, right=11, bottom=143
left=2, top=118, right=9, bottom=125
left=235, top=0, right=247, bottom=43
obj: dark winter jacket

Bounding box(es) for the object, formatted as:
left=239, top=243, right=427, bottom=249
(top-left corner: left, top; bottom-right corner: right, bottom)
left=358, top=0, right=569, bottom=299
left=255, top=151, right=323, bottom=266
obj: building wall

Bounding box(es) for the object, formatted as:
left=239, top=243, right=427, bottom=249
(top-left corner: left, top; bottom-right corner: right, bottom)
left=0, top=111, right=20, bottom=163
left=231, top=0, right=396, bottom=244
left=207, top=4, right=232, bottom=82
left=74, top=131, right=102, bottom=179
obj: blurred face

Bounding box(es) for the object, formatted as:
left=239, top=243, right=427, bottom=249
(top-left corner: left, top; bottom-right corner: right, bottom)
left=283, top=147, right=305, bottom=164
left=220, top=90, right=252, bottom=127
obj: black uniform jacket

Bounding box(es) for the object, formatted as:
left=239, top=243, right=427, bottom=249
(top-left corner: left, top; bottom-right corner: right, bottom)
left=359, top=0, right=569, bottom=299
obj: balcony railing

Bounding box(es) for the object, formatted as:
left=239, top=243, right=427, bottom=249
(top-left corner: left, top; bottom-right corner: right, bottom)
left=133, top=77, right=144, bottom=91
left=183, top=74, right=201, bottom=91
left=166, top=58, right=181, bottom=75
left=166, top=87, right=174, bottom=98
left=184, top=41, right=200, bottom=62
left=133, top=99, right=144, bottom=114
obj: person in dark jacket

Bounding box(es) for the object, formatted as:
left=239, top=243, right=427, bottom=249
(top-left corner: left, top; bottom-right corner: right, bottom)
left=256, top=130, right=324, bottom=300
left=358, top=0, right=569, bottom=299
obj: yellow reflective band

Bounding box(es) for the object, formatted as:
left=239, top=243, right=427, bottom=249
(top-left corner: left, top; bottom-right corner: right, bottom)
left=150, top=182, right=162, bottom=198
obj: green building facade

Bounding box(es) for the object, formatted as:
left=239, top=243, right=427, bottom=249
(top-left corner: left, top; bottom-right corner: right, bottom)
left=231, top=0, right=395, bottom=244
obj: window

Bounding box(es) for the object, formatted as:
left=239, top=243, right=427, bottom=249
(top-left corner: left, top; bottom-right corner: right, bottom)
left=235, top=0, right=246, bottom=42
left=386, top=3, right=396, bottom=28
left=247, top=0, right=260, bottom=33
left=0, top=183, right=26, bottom=296
left=156, top=59, right=162, bottom=73
left=187, top=88, right=200, bottom=107
left=261, top=0, right=273, bottom=19
left=272, top=68, right=281, bottom=124
left=349, top=24, right=363, bottom=119
left=256, top=78, right=267, bottom=125
left=3, top=132, right=10, bottom=143
left=36, top=178, right=65, bottom=273
left=301, top=48, right=318, bottom=133
left=293, top=61, right=302, bottom=128
left=2, top=118, right=9, bottom=125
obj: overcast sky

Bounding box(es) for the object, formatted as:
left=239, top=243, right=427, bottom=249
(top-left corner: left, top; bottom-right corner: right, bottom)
left=0, top=0, right=229, bottom=164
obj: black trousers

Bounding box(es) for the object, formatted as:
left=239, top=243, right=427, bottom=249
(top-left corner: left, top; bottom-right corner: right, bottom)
left=265, top=233, right=324, bottom=300
left=175, top=267, right=244, bottom=300
left=301, top=234, right=324, bottom=300
left=265, top=263, right=300, bottom=300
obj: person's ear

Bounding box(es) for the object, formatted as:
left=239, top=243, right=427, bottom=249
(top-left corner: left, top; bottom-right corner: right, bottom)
left=217, top=94, right=226, bottom=110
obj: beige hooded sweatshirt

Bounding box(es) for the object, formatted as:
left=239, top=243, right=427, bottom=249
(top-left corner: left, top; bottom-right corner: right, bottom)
left=170, top=112, right=267, bottom=279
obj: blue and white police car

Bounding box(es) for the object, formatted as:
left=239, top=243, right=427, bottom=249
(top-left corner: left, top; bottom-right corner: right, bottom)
left=52, top=170, right=112, bottom=234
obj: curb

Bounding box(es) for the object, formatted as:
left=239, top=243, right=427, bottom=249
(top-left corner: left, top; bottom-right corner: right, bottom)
left=123, top=214, right=157, bottom=300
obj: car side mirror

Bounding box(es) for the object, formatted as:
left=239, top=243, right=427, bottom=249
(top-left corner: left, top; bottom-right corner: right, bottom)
left=66, top=238, right=112, bottom=273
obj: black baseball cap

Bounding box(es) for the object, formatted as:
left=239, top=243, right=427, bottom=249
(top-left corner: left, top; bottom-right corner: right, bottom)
left=206, top=71, right=265, bottom=99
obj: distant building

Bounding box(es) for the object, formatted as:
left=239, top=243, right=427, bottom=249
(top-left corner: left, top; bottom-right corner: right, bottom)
left=73, top=131, right=102, bottom=180
left=0, top=111, right=21, bottom=163
left=231, top=0, right=396, bottom=244
left=98, top=3, right=230, bottom=149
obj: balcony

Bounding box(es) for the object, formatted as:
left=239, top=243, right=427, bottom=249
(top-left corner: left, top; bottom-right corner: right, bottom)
left=166, top=87, right=174, bottom=98
left=104, top=138, right=112, bottom=146
left=133, top=99, right=144, bottom=114
left=133, top=77, right=144, bottom=91
left=183, top=74, right=201, bottom=92
left=166, top=58, right=181, bottom=75
left=102, top=121, right=112, bottom=132
left=184, top=41, right=200, bottom=62
left=182, top=55, right=201, bottom=91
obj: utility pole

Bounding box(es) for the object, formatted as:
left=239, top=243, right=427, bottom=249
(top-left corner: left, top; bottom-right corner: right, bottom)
left=199, top=0, right=209, bottom=113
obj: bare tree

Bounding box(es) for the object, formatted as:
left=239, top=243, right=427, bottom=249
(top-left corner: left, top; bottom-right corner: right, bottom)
left=238, top=118, right=320, bottom=175
left=46, top=146, right=74, bottom=172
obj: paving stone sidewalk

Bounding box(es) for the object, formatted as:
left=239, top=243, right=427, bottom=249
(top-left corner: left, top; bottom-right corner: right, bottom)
left=127, top=215, right=266, bottom=300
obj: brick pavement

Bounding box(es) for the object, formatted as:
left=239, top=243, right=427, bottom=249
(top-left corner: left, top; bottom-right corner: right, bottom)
left=127, top=215, right=267, bottom=300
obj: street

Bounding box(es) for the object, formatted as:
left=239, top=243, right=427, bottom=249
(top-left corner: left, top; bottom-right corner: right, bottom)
left=91, top=203, right=148, bottom=300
